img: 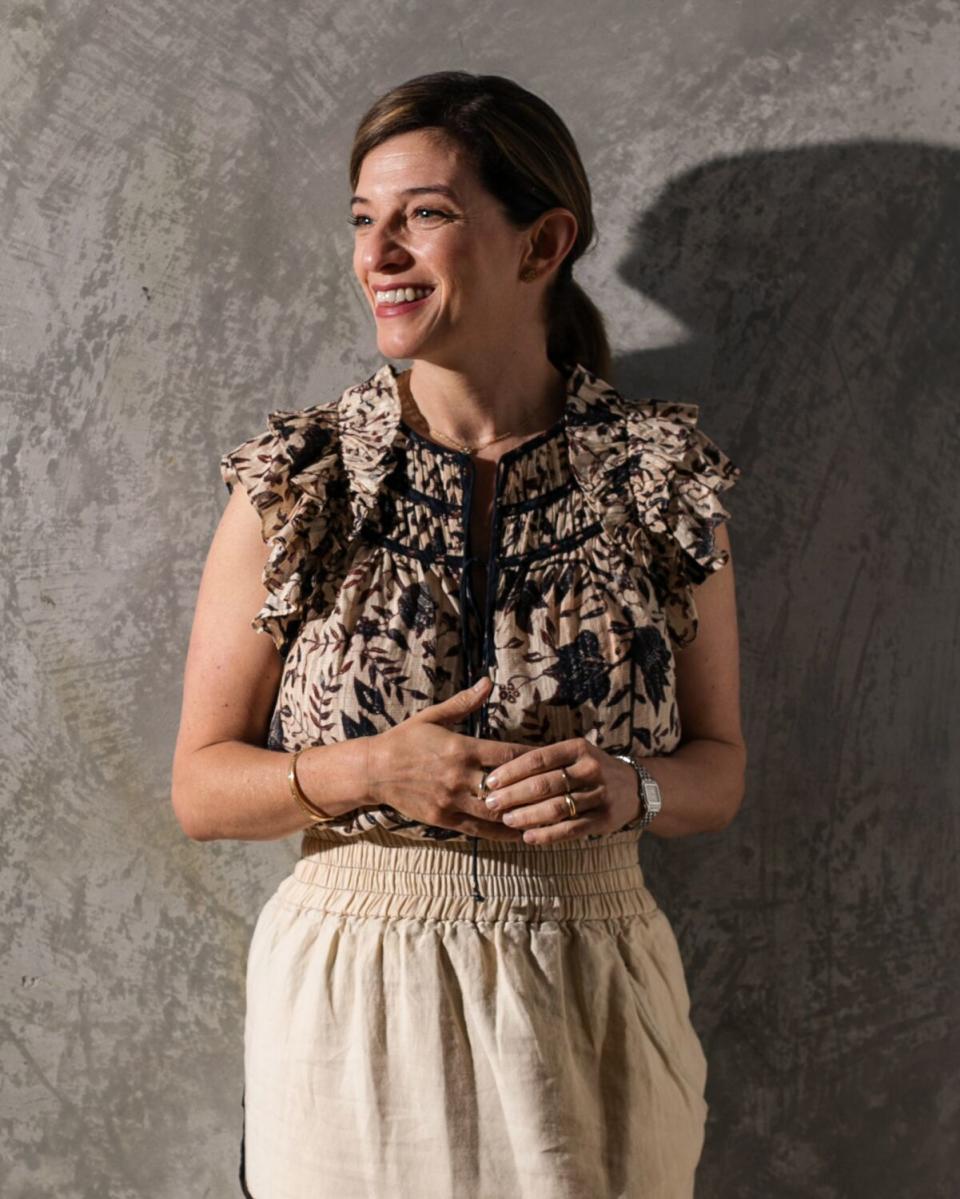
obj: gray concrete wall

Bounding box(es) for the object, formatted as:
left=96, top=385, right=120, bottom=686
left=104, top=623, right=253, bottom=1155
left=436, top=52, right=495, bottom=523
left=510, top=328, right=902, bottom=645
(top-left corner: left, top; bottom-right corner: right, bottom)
left=2, top=1, right=957, bottom=1195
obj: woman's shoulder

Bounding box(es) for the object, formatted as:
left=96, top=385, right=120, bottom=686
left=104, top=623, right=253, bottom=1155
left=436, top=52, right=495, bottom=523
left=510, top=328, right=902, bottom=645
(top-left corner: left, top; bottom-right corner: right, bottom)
left=564, top=365, right=742, bottom=646
left=220, top=396, right=340, bottom=520
left=219, top=362, right=405, bottom=539
left=566, top=367, right=741, bottom=573
left=216, top=363, right=404, bottom=655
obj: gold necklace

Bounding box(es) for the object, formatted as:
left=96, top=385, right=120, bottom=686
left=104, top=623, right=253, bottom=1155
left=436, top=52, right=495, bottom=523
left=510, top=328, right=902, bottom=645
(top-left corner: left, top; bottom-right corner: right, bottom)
left=424, top=424, right=518, bottom=455
left=400, top=369, right=560, bottom=455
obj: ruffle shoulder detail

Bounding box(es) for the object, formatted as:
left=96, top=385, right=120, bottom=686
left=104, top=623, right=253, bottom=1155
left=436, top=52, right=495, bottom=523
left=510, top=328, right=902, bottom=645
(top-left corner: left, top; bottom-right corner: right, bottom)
left=219, top=399, right=349, bottom=657
left=566, top=372, right=741, bottom=648
left=623, top=399, right=741, bottom=647
left=218, top=366, right=404, bottom=657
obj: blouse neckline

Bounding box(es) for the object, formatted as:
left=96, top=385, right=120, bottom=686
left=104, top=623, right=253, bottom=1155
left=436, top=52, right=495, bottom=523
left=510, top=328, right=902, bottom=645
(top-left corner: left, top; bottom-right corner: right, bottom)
left=398, top=413, right=568, bottom=465
left=386, top=361, right=579, bottom=466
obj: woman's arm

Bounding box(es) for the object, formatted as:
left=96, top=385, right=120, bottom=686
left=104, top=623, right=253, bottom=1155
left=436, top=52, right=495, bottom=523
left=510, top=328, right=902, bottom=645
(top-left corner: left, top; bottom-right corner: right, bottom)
left=640, top=521, right=747, bottom=837
left=170, top=485, right=371, bottom=842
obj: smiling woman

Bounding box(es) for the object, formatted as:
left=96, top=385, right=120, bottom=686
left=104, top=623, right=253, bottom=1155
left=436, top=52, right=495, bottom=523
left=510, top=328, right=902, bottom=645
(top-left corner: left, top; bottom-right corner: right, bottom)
left=347, top=126, right=585, bottom=396
left=172, top=70, right=745, bottom=1199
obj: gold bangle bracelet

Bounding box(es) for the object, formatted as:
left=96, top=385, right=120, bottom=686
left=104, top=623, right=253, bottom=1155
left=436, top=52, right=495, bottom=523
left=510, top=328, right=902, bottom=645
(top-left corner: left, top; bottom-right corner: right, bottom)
left=287, top=749, right=337, bottom=825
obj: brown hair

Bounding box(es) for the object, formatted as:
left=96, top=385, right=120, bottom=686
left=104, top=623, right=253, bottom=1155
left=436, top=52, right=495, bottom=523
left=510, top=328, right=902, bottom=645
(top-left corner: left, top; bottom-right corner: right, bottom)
left=349, top=71, right=612, bottom=380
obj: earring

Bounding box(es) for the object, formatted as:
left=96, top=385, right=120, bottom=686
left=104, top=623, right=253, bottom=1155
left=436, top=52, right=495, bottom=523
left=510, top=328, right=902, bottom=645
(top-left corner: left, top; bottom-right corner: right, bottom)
left=520, top=266, right=538, bottom=282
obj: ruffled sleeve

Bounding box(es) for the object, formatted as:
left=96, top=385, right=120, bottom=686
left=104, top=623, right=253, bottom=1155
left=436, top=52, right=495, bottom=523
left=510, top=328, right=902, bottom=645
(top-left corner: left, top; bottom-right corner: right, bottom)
left=622, top=401, right=741, bottom=647
left=567, top=380, right=741, bottom=650
left=219, top=400, right=350, bottom=657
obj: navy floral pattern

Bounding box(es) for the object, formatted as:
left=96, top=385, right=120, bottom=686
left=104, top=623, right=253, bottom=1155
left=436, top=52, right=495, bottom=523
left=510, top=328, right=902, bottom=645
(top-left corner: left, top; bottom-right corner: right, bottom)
left=220, top=360, right=741, bottom=842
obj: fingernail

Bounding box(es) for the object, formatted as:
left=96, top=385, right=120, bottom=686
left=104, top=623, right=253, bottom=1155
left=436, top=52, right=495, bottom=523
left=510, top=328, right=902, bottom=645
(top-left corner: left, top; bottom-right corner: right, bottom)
left=485, top=774, right=499, bottom=789
left=472, top=678, right=487, bottom=691
left=484, top=795, right=499, bottom=809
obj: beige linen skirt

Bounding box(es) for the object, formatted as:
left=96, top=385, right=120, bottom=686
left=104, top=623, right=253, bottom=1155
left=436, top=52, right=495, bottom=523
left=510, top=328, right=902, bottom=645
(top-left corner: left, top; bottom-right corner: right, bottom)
left=239, top=826, right=709, bottom=1199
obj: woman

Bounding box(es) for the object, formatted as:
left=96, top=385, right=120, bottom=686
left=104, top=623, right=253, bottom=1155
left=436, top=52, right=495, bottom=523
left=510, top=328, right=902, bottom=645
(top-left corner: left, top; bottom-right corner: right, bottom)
left=172, top=71, right=745, bottom=1199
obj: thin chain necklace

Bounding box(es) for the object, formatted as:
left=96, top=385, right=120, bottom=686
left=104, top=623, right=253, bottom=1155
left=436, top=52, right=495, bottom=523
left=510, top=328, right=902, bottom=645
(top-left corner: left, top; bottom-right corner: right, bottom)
left=401, top=370, right=552, bottom=455
left=424, top=423, right=517, bottom=455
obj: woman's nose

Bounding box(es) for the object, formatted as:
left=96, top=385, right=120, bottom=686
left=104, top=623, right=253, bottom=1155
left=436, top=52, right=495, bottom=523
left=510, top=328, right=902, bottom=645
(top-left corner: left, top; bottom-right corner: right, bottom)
left=361, top=225, right=412, bottom=273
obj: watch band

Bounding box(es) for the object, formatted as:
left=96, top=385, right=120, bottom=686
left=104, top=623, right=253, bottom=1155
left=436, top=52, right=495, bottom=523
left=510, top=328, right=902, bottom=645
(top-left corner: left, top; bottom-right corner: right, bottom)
left=612, top=753, right=662, bottom=831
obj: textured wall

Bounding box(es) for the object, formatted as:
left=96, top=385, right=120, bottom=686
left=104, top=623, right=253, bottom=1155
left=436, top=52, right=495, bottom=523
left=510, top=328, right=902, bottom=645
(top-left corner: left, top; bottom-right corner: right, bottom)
left=2, top=1, right=957, bottom=1195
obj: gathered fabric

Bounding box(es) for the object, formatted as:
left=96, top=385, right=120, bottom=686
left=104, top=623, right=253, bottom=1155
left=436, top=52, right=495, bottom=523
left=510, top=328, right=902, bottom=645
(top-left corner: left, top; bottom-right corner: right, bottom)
left=241, top=826, right=709, bottom=1199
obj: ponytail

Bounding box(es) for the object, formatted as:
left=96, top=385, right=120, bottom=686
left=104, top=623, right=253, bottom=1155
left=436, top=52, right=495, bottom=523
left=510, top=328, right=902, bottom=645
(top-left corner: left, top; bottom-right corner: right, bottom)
left=547, top=270, right=612, bottom=381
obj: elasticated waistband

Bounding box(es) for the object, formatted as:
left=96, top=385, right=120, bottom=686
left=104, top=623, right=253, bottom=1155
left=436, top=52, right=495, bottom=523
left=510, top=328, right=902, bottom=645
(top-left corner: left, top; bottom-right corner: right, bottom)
left=271, top=826, right=658, bottom=924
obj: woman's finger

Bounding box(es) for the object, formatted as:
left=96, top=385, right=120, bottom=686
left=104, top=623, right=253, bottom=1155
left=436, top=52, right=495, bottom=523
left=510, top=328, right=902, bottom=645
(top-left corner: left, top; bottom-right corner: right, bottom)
left=518, top=815, right=601, bottom=846
left=484, top=757, right=594, bottom=815
left=460, top=747, right=534, bottom=822
left=409, top=677, right=492, bottom=726
left=494, top=782, right=605, bottom=828
left=479, top=737, right=584, bottom=791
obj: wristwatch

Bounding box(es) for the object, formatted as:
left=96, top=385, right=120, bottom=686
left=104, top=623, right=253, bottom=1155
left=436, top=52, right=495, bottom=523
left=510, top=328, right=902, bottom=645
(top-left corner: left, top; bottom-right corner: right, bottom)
left=612, top=754, right=662, bottom=830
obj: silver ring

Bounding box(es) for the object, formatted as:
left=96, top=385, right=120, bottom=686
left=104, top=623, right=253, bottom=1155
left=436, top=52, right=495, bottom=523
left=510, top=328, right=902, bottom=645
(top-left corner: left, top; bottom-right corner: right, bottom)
left=477, top=770, right=491, bottom=799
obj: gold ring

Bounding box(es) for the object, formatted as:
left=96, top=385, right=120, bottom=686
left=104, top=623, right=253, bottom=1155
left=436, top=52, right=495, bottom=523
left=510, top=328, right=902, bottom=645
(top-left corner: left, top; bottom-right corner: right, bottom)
left=560, top=767, right=572, bottom=794
left=563, top=792, right=578, bottom=819
left=477, top=770, right=491, bottom=800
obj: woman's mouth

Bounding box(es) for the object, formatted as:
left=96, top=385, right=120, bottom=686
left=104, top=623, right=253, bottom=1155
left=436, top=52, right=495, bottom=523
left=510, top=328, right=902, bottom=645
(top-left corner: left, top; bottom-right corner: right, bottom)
left=374, top=285, right=435, bottom=317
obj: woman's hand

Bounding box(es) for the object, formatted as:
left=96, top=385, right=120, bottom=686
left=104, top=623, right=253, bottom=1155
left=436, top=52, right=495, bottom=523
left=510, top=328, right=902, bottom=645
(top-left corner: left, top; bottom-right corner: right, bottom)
left=365, top=677, right=529, bottom=842
left=479, top=738, right=643, bottom=845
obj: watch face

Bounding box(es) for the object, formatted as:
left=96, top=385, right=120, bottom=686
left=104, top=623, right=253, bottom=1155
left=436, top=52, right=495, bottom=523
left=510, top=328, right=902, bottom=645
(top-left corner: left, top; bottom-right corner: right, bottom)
left=641, top=779, right=662, bottom=813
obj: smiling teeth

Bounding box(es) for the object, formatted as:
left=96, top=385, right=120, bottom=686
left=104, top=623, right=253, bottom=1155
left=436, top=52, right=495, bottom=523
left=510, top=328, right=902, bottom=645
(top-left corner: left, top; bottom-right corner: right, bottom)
left=375, top=286, right=434, bottom=304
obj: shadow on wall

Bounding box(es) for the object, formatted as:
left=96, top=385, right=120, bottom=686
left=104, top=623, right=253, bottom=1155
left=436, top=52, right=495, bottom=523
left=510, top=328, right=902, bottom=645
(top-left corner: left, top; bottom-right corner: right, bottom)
left=615, top=142, right=960, bottom=1198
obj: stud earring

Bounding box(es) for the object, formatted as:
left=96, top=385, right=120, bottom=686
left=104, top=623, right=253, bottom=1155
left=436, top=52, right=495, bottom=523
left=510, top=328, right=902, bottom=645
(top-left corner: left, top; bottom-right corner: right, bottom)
left=520, top=266, right=538, bottom=282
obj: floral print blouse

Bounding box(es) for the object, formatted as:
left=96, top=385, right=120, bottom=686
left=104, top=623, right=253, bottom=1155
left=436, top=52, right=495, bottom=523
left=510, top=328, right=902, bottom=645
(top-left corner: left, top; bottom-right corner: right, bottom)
left=220, top=359, right=741, bottom=857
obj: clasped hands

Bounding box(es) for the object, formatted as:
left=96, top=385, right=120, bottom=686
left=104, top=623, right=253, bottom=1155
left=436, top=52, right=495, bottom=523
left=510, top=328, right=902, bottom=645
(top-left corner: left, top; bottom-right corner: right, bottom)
left=366, top=676, right=643, bottom=844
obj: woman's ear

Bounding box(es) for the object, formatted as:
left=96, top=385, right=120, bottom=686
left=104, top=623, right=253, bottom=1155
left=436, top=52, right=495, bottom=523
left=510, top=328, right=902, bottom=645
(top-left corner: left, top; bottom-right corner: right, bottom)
left=523, top=208, right=579, bottom=278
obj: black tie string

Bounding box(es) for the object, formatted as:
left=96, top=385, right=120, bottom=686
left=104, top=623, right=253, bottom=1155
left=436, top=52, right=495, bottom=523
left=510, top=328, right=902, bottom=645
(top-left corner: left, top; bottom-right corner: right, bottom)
left=458, top=552, right=487, bottom=902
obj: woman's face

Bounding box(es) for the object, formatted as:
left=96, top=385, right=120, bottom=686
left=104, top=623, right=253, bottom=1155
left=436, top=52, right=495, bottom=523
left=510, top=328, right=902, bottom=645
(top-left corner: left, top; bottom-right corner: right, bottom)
left=350, top=129, right=535, bottom=366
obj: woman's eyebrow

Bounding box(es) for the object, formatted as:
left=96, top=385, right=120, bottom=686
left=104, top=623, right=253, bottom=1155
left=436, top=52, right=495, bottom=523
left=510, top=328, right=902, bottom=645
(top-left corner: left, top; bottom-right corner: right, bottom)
left=350, top=185, right=461, bottom=205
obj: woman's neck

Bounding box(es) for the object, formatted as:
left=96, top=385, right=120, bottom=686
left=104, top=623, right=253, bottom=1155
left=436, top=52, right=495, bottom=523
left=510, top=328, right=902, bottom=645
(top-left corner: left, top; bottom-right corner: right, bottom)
left=400, top=355, right=569, bottom=450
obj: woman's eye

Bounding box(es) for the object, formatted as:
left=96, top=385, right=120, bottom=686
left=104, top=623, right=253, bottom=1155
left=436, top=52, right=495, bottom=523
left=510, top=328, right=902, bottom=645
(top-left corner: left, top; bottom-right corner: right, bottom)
left=347, top=208, right=453, bottom=229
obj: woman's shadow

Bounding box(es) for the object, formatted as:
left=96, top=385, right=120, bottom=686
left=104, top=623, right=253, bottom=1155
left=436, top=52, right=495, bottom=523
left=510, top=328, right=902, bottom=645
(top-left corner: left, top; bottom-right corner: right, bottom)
left=612, top=142, right=960, bottom=1197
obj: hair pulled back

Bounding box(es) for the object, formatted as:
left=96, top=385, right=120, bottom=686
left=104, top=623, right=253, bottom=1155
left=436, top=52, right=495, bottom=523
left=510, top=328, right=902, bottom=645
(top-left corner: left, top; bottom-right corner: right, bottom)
left=349, top=71, right=612, bottom=380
